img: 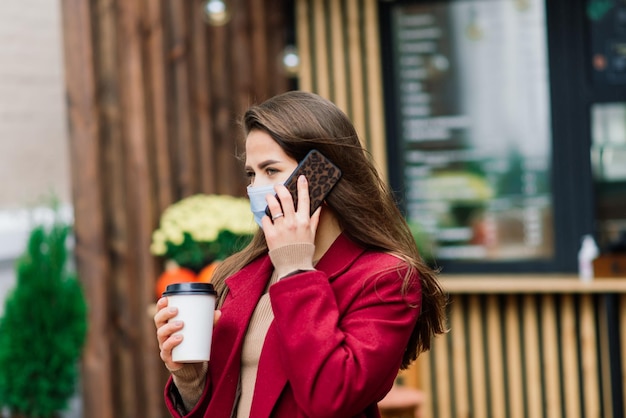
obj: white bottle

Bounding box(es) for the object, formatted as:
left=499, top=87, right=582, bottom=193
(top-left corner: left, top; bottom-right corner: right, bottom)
left=578, top=234, right=599, bottom=282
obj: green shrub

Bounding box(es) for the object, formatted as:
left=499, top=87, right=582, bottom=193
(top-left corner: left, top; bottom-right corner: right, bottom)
left=0, top=222, right=87, bottom=418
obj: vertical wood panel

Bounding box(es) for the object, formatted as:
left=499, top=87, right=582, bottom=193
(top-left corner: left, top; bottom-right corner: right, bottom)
left=433, top=324, right=452, bottom=418
left=145, top=0, right=173, bottom=212
left=580, top=294, right=601, bottom=418
left=312, top=0, right=330, bottom=98
left=622, top=294, right=626, bottom=416
left=400, top=356, right=420, bottom=389
left=468, top=295, right=488, bottom=418
left=266, top=0, right=290, bottom=96
left=363, top=0, right=388, bottom=178
left=486, top=295, right=506, bottom=418
left=523, top=295, right=542, bottom=418
left=114, top=3, right=141, bottom=415
left=297, top=0, right=388, bottom=179
left=541, top=295, right=562, bottom=418
left=231, top=0, right=253, bottom=113
left=329, top=0, right=348, bottom=112
left=346, top=0, right=366, bottom=146
left=416, top=352, right=433, bottom=418
left=414, top=292, right=622, bottom=418
left=296, top=0, right=313, bottom=91
left=60, top=0, right=115, bottom=417
left=100, top=0, right=135, bottom=412
left=561, top=294, right=581, bottom=418
left=117, top=0, right=162, bottom=416
left=598, top=296, right=613, bottom=418
left=191, top=0, right=216, bottom=194
left=450, top=301, right=469, bottom=418
left=505, top=295, right=524, bottom=418
left=169, top=0, right=197, bottom=197
left=208, top=22, right=235, bottom=194
left=249, top=0, right=269, bottom=101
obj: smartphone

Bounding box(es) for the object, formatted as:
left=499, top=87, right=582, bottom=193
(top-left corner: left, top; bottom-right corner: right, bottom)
left=265, top=149, right=342, bottom=217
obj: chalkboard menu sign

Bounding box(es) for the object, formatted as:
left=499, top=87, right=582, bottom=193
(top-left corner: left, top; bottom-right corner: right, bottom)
left=384, top=0, right=555, bottom=266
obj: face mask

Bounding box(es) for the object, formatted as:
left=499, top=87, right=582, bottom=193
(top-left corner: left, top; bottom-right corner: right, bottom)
left=247, top=183, right=279, bottom=227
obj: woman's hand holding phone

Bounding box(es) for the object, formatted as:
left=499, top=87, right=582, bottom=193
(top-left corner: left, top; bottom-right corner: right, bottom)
left=262, top=175, right=320, bottom=252
left=264, top=149, right=342, bottom=218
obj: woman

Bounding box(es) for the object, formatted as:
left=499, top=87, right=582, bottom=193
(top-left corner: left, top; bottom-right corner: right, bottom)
left=154, top=91, right=447, bottom=418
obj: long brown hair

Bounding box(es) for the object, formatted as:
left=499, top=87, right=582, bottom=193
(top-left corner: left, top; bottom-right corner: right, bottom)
left=211, top=91, right=447, bottom=368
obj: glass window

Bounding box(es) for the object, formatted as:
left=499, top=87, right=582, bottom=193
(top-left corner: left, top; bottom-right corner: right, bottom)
left=385, top=0, right=554, bottom=264
left=591, top=102, right=626, bottom=249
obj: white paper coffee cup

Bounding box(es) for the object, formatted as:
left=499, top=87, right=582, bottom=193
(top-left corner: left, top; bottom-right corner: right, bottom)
left=162, top=282, right=217, bottom=363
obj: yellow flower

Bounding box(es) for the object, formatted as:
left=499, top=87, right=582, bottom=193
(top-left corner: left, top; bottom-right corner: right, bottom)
left=150, top=194, right=256, bottom=269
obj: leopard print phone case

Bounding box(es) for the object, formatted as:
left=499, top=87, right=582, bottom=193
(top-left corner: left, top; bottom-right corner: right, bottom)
left=265, top=149, right=342, bottom=217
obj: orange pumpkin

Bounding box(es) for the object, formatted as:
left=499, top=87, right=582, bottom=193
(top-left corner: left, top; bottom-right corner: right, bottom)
left=155, top=264, right=197, bottom=300
left=197, top=261, right=221, bottom=283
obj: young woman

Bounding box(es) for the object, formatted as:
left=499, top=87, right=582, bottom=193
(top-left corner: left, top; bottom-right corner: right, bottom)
left=154, top=91, right=447, bottom=418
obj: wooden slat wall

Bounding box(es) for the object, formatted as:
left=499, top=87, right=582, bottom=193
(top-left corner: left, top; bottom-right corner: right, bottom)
left=295, top=0, right=388, bottom=178
left=413, top=292, right=624, bottom=418
left=60, top=1, right=290, bottom=417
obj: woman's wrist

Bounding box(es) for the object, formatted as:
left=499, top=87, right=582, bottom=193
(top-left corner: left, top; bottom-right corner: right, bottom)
left=268, top=243, right=315, bottom=279
left=169, top=362, right=207, bottom=381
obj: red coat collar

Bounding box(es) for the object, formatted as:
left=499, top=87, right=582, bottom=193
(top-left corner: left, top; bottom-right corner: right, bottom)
left=224, top=232, right=365, bottom=297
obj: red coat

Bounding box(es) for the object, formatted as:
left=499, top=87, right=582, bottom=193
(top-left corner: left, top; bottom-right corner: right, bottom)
left=165, top=233, right=421, bottom=418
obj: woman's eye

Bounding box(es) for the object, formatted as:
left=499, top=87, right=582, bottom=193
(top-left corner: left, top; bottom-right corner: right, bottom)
left=266, top=168, right=278, bottom=176
left=245, top=171, right=255, bottom=180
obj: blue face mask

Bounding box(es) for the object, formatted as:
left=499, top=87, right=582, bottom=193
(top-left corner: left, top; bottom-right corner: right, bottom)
left=247, top=183, right=279, bottom=227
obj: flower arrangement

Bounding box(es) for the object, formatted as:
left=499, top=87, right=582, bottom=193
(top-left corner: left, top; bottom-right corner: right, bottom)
left=151, top=194, right=256, bottom=297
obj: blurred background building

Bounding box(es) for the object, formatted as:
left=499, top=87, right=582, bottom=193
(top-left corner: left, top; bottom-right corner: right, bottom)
left=0, top=1, right=71, bottom=310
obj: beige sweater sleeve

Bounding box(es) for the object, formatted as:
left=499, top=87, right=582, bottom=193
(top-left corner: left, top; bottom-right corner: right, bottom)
left=170, top=362, right=208, bottom=413
left=268, top=242, right=315, bottom=279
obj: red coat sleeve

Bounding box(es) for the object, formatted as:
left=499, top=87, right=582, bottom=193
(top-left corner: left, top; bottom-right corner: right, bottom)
left=269, top=254, right=421, bottom=418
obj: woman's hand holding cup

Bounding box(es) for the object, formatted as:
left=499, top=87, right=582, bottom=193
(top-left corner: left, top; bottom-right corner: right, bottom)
left=154, top=296, right=185, bottom=370
left=154, top=289, right=221, bottom=371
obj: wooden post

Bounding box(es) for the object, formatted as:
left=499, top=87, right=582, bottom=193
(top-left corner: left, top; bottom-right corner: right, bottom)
left=60, top=1, right=115, bottom=417
left=117, top=0, right=163, bottom=416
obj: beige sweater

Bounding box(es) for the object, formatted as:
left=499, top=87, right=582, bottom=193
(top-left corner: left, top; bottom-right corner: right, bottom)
left=170, top=243, right=315, bottom=415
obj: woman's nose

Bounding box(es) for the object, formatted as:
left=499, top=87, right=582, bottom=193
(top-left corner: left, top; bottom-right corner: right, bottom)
left=251, top=177, right=272, bottom=188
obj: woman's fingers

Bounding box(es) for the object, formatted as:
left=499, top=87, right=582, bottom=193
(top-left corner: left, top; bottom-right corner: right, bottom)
left=154, top=297, right=184, bottom=369
left=295, top=175, right=311, bottom=217
left=269, top=175, right=309, bottom=219
left=264, top=192, right=284, bottom=221
left=154, top=298, right=176, bottom=329
left=156, top=317, right=183, bottom=346
left=273, top=183, right=296, bottom=217
left=309, top=206, right=321, bottom=233
left=263, top=176, right=317, bottom=251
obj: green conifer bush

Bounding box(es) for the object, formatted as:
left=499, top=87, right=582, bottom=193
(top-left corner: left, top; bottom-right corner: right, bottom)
left=0, top=222, right=87, bottom=418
